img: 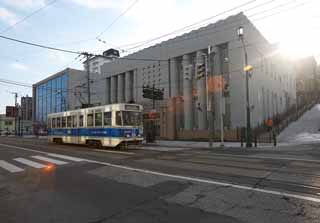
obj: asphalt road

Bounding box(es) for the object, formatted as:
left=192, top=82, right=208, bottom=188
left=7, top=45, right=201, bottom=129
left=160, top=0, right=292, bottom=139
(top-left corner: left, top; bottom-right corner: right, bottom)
left=0, top=137, right=320, bottom=223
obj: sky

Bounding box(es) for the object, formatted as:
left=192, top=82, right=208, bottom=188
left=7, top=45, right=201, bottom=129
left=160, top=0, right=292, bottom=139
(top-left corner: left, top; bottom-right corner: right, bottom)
left=0, top=0, right=320, bottom=113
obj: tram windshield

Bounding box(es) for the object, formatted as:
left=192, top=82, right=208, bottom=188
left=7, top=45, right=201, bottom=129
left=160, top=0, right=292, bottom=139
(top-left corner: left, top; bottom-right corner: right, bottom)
left=116, top=111, right=142, bottom=126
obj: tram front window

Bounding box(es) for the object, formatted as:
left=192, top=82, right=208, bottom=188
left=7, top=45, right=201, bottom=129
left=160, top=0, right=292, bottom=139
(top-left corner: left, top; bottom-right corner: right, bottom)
left=116, top=111, right=142, bottom=126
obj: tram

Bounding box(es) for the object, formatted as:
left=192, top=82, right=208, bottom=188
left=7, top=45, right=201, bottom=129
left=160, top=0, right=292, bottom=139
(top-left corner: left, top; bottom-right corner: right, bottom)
left=47, top=103, right=143, bottom=148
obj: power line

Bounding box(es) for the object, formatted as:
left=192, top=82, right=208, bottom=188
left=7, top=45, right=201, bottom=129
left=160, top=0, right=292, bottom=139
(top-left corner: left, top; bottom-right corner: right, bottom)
left=124, top=0, right=309, bottom=52
left=0, top=0, right=59, bottom=34
left=118, top=0, right=262, bottom=49
left=96, top=0, right=140, bottom=38
left=0, top=35, right=81, bottom=55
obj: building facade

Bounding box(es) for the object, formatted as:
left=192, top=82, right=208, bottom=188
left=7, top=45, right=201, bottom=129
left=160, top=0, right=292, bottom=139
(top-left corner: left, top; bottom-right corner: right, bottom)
left=32, top=68, right=88, bottom=133
left=0, top=114, right=15, bottom=135
left=21, top=96, right=32, bottom=121
left=95, top=13, right=296, bottom=140
left=83, top=49, right=120, bottom=74
left=295, top=56, right=318, bottom=108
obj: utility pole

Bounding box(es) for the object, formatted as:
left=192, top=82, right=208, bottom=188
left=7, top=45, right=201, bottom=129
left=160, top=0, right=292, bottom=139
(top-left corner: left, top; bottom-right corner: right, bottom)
left=220, top=85, right=224, bottom=147
left=11, top=92, right=18, bottom=136
left=206, top=45, right=215, bottom=148
left=237, top=26, right=252, bottom=147
left=84, top=52, right=91, bottom=107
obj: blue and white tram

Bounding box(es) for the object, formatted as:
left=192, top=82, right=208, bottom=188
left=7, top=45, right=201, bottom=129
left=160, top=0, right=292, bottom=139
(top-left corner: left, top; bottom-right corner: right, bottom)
left=47, top=103, right=144, bottom=148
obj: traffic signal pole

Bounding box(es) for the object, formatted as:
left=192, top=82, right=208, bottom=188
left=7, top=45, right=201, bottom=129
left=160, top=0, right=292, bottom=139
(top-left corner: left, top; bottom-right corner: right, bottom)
left=240, top=37, right=252, bottom=148
left=206, top=46, right=215, bottom=148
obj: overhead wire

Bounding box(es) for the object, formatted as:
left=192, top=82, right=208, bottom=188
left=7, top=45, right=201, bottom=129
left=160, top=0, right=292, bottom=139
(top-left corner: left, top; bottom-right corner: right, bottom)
left=0, top=0, right=59, bottom=34
left=122, top=0, right=302, bottom=51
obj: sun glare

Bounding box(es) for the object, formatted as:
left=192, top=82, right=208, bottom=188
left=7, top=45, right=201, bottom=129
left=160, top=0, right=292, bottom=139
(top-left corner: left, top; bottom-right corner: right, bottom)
left=279, top=36, right=315, bottom=59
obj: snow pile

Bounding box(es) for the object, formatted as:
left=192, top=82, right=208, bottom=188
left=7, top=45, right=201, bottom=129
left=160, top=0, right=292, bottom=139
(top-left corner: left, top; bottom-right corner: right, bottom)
left=278, top=104, right=320, bottom=143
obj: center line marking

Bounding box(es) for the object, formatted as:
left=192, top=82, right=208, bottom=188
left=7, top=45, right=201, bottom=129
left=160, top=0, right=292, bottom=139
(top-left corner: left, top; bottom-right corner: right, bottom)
left=93, top=149, right=134, bottom=155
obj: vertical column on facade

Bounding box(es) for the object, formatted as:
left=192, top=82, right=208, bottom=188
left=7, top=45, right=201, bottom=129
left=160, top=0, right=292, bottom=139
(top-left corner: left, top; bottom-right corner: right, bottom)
left=170, top=58, right=179, bottom=97
left=111, top=75, right=117, bottom=103
left=170, top=58, right=181, bottom=131
left=213, top=46, right=222, bottom=130
left=118, top=74, right=125, bottom=103
left=196, top=51, right=207, bottom=130
left=182, top=54, right=193, bottom=130
left=132, top=69, right=138, bottom=102
left=125, top=71, right=133, bottom=103
left=105, top=77, right=111, bottom=104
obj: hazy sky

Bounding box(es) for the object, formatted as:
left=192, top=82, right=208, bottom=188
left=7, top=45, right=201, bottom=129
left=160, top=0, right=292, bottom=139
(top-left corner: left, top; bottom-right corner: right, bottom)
left=0, top=0, right=319, bottom=113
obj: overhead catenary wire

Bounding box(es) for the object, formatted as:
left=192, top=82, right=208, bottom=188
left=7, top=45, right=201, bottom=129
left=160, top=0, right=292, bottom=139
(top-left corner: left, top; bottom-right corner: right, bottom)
left=122, top=0, right=302, bottom=51
left=96, top=0, right=140, bottom=38
left=0, top=0, right=59, bottom=34
left=0, top=0, right=308, bottom=63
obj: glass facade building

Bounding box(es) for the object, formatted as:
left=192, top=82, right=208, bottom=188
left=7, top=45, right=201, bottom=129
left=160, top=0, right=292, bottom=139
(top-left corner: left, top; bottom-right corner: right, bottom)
left=35, top=73, right=68, bottom=123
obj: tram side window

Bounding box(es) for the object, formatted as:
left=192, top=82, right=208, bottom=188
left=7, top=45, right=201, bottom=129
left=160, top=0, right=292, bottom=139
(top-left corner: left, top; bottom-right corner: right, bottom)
left=104, top=112, right=112, bottom=126
left=116, top=111, right=122, bottom=125
left=47, top=118, right=51, bottom=128
left=62, top=117, right=66, bottom=128
left=87, top=113, right=93, bottom=127
left=72, top=115, right=77, bottom=128
left=57, top=117, right=61, bottom=128
left=67, top=116, right=72, bottom=128
left=79, top=115, right=84, bottom=127
left=52, top=118, right=56, bottom=128
left=95, top=112, right=102, bottom=127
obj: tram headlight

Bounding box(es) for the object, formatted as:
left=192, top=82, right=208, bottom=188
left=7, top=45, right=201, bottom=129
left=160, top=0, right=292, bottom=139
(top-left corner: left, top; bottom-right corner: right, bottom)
left=125, top=134, right=130, bottom=138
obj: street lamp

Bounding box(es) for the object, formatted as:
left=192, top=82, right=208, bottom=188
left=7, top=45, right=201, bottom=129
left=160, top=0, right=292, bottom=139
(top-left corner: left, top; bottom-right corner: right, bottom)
left=237, top=26, right=252, bottom=148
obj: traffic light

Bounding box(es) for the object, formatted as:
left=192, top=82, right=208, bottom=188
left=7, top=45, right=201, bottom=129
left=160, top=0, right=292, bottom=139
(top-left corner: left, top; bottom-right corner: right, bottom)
left=142, top=86, right=153, bottom=99
left=142, top=86, right=163, bottom=100
left=223, top=82, right=230, bottom=97
left=183, top=64, right=192, bottom=80
left=196, top=63, right=205, bottom=79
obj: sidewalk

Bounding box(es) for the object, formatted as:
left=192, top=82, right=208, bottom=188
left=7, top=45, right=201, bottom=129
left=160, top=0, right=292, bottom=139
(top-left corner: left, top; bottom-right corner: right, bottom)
left=140, top=140, right=278, bottom=151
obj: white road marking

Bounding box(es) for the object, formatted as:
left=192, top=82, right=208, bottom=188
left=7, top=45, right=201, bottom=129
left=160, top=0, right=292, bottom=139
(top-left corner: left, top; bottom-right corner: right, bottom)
left=86, top=159, right=320, bottom=203
left=0, top=143, right=48, bottom=154
left=14, top=158, right=46, bottom=169
left=0, top=160, right=24, bottom=173
left=32, top=156, right=68, bottom=165
left=93, top=149, right=135, bottom=155
left=1, top=143, right=320, bottom=203
left=47, top=153, right=84, bottom=162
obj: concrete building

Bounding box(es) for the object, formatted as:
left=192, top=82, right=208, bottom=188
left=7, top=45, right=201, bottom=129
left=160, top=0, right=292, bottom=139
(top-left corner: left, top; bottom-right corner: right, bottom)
left=21, top=96, right=32, bottom=121
left=295, top=56, right=318, bottom=108
left=83, top=49, right=120, bottom=74
left=0, top=114, right=15, bottom=135
left=32, top=68, right=91, bottom=134
left=94, top=13, right=296, bottom=140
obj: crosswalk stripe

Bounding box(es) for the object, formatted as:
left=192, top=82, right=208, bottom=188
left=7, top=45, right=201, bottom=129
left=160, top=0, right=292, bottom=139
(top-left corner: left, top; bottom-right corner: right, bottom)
left=32, top=156, right=68, bottom=165
left=14, top=158, right=46, bottom=169
left=0, top=160, right=24, bottom=173
left=47, top=153, right=84, bottom=162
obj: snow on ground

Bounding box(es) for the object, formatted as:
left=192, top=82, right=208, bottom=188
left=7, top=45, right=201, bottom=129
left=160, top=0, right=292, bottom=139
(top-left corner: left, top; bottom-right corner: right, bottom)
left=278, top=104, right=320, bottom=143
